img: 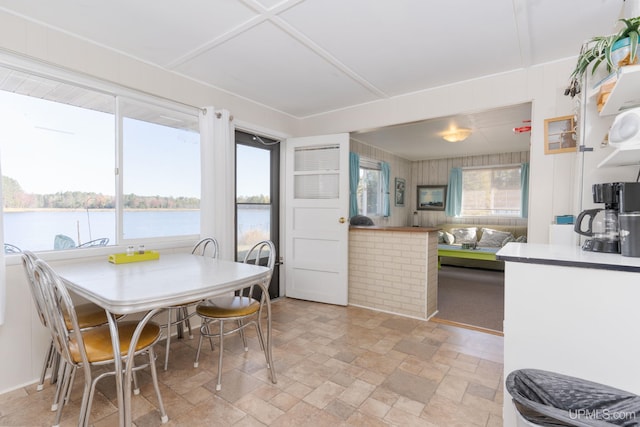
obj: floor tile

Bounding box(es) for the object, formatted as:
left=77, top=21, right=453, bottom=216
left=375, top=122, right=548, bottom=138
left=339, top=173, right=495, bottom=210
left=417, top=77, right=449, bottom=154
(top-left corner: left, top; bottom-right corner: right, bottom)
left=0, top=297, right=504, bottom=426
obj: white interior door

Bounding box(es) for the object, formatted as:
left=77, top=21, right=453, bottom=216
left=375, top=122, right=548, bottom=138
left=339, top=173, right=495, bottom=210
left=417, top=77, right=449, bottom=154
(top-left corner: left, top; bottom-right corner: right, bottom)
left=284, top=134, right=349, bottom=305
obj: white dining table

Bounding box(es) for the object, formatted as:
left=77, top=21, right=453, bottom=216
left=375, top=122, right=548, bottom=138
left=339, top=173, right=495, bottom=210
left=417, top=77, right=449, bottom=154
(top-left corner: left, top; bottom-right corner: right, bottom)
left=54, top=252, right=276, bottom=427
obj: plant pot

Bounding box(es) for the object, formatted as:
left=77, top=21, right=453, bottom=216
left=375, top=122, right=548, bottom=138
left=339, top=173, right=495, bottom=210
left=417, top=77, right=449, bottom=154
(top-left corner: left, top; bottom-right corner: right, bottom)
left=611, top=37, right=640, bottom=67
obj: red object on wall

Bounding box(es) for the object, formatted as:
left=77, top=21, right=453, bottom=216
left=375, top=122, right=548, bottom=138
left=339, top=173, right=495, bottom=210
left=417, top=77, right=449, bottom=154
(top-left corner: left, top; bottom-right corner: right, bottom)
left=513, top=125, right=531, bottom=133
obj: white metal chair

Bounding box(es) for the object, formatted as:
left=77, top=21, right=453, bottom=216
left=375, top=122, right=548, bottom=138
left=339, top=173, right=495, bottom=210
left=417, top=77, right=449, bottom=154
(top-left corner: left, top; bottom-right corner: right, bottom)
left=22, top=251, right=61, bottom=397
left=162, top=237, right=219, bottom=370
left=53, top=234, right=76, bottom=250
left=22, top=251, right=123, bottom=413
left=33, top=258, right=168, bottom=427
left=193, top=240, right=276, bottom=391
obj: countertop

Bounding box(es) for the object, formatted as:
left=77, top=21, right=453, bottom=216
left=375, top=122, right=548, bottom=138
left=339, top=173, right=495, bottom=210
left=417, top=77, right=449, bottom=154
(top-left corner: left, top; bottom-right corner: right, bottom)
left=497, top=242, right=640, bottom=272
left=349, top=226, right=440, bottom=232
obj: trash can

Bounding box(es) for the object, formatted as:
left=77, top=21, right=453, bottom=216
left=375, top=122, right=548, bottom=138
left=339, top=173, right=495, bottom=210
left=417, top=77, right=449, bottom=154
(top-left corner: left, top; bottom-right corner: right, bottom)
left=506, top=369, right=640, bottom=426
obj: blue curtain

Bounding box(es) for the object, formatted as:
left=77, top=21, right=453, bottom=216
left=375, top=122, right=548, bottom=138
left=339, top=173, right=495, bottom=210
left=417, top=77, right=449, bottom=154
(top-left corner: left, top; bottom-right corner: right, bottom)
left=349, top=152, right=360, bottom=217
left=521, top=162, right=529, bottom=218
left=445, top=167, right=463, bottom=217
left=381, top=161, right=390, bottom=217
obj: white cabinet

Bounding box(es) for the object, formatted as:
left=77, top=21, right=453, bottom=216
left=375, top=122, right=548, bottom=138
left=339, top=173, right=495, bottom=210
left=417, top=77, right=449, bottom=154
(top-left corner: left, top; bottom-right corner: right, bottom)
left=499, top=243, right=640, bottom=427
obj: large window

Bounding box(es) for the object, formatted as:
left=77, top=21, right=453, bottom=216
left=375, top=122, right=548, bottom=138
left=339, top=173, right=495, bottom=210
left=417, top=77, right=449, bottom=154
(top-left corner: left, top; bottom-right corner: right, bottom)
left=121, top=99, right=200, bottom=240
left=0, top=65, right=200, bottom=252
left=357, top=158, right=382, bottom=216
left=461, top=165, right=522, bottom=217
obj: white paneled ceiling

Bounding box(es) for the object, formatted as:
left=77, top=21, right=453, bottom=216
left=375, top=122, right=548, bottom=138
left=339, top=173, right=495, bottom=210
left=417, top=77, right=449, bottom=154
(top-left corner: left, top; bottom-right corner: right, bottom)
left=0, top=0, right=626, bottom=159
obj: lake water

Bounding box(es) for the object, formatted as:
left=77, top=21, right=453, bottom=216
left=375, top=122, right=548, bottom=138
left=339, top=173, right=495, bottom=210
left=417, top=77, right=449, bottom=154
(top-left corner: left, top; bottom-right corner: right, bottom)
left=4, top=206, right=270, bottom=252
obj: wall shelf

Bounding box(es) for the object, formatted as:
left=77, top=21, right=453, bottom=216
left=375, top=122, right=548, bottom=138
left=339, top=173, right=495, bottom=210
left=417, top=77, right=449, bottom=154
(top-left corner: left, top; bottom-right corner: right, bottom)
left=598, top=65, right=640, bottom=116
left=597, top=144, right=640, bottom=168
left=593, top=65, right=640, bottom=168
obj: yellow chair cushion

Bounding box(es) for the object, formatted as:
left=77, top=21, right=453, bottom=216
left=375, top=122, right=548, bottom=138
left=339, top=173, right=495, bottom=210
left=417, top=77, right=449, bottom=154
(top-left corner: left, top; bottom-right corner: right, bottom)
left=64, top=303, right=123, bottom=330
left=196, top=296, right=260, bottom=318
left=69, top=321, right=161, bottom=363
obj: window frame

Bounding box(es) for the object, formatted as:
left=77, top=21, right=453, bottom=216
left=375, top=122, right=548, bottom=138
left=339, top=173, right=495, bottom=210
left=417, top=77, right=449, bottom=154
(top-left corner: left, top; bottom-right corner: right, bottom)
left=357, top=157, right=384, bottom=217
left=460, top=164, right=523, bottom=218
left=0, top=53, right=202, bottom=258
left=117, top=96, right=201, bottom=244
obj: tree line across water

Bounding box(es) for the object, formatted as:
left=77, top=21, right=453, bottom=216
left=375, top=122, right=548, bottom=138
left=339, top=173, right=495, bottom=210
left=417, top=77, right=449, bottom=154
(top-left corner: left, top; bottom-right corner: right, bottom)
left=2, top=176, right=200, bottom=209
left=2, top=176, right=269, bottom=209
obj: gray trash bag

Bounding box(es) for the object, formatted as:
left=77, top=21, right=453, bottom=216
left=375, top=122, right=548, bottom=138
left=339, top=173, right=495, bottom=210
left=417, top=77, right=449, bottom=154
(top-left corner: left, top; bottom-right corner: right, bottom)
left=506, top=369, right=640, bottom=427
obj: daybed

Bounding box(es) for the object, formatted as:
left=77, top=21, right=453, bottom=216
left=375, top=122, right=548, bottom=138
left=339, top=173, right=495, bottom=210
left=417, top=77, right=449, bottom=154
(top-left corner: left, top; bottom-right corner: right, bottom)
left=437, top=223, right=527, bottom=270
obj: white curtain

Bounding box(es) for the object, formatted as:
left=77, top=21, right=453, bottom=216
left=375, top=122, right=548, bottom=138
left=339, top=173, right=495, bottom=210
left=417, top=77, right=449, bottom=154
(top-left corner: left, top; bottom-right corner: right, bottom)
left=0, top=153, right=5, bottom=325
left=199, top=107, right=216, bottom=242
left=199, top=108, right=235, bottom=261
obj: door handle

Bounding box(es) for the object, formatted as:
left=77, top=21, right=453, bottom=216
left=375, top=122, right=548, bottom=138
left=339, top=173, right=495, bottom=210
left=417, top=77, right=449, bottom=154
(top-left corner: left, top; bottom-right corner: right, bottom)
left=339, top=217, right=346, bottom=224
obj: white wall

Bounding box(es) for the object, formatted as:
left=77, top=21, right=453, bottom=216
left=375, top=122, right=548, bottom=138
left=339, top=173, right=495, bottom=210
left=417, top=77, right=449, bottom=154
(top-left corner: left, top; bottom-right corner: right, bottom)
left=299, top=61, right=587, bottom=244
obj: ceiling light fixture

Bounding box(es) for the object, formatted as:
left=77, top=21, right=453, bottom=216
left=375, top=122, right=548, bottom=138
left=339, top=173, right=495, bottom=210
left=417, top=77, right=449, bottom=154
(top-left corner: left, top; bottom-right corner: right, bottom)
left=441, top=128, right=472, bottom=142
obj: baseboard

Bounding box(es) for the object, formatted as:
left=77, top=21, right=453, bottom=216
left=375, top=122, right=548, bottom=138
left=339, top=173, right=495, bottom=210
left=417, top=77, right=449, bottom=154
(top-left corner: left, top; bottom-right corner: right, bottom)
left=430, top=317, right=504, bottom=336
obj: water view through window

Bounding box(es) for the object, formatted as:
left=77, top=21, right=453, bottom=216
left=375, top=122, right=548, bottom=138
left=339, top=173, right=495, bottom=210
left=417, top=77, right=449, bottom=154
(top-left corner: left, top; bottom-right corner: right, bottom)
left=0, top=66, right=201, bottom=252
left=236, top=143, right=271, bottom=259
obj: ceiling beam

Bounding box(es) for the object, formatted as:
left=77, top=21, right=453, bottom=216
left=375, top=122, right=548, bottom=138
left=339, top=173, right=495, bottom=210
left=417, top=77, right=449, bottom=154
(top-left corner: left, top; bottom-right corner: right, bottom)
left=512, top=0, right=532, bottom=68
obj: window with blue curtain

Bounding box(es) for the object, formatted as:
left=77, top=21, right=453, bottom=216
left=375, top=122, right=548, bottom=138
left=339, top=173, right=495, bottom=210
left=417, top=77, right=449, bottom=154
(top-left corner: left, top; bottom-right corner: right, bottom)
left=521, top=162, right=529, bottom=218
left=353, top=155, right=388, bottom=217
left=445, top=167, right=463, bottom=217
left=349, top=152, right=359, bottom=217
left=380, top=161, right=390, bottom=217
left=450, top=164, right=525, bottom=218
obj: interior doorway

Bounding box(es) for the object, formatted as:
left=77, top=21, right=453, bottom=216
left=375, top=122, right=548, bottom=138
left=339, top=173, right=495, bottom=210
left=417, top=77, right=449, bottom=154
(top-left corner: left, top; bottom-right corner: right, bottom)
left=235, top=130, right=280, bottom=299
left=433, top=265, right=504, bottom=335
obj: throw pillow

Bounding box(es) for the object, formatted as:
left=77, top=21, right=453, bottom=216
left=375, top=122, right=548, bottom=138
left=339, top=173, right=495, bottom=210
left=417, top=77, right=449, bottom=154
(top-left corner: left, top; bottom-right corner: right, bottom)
left=502, top=235, right=516, bottom=246
left=478, top=228, right=514, bottom=247
left=444, top=231, right=455, bottom=244
left=450, top=227, right=477, bottom=244
left=438, top=231, right=445, bottom=243
left=516, top=235, right=527, bottom=243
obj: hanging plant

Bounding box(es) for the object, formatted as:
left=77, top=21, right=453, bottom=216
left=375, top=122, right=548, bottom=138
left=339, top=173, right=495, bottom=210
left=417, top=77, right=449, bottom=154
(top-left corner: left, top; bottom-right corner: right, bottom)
left=565, top=17, right=640, bottom=98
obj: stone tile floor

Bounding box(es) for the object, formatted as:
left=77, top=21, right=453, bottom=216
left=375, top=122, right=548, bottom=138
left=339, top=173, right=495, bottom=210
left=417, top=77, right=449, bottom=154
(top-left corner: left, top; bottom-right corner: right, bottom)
left=0, top=298, right=504, bottom=426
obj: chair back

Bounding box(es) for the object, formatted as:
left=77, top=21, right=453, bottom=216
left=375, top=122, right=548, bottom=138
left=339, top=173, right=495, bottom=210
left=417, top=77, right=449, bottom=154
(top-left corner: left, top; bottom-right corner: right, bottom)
left=22, top=251, right=49, bottom=328
left=5, top=243, right=22, bottom=254
left=54, top=234, right=76, bottom=250
left=192, top=237, right=219, bottom=258
left=242, top=240, right=276, bottom=298
left=33, top=259, right=90, bottom=369
left=77, top=238, right=109, bottom=248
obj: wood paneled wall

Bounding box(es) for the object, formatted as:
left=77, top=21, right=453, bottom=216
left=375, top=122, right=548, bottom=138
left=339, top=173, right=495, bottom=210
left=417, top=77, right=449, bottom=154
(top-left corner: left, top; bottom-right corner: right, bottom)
left=412, top=151, right=530, bottom=228
left=351, top=139, right=529, bottom=229
left=350, top=140, right=413, bottom=227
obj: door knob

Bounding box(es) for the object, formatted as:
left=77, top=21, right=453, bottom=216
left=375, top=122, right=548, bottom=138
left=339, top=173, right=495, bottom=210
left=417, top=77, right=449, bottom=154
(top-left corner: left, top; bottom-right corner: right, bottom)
left=339, top=217, right=346, bottom=224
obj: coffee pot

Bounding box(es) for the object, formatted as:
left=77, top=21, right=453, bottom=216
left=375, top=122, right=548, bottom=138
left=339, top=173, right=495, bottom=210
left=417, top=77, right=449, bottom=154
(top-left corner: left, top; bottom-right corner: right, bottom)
left=574, top=182, right=621, bottom=253
left=574, top=208, right=620, bottom=253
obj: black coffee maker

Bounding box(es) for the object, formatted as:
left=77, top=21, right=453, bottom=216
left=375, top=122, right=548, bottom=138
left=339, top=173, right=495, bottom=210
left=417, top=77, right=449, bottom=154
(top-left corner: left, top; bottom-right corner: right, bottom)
left=575, top=183, right=621, bottom=253
left=575, top=182, right=640, bottom=255
left=618, top=182, right=640, bottom=257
